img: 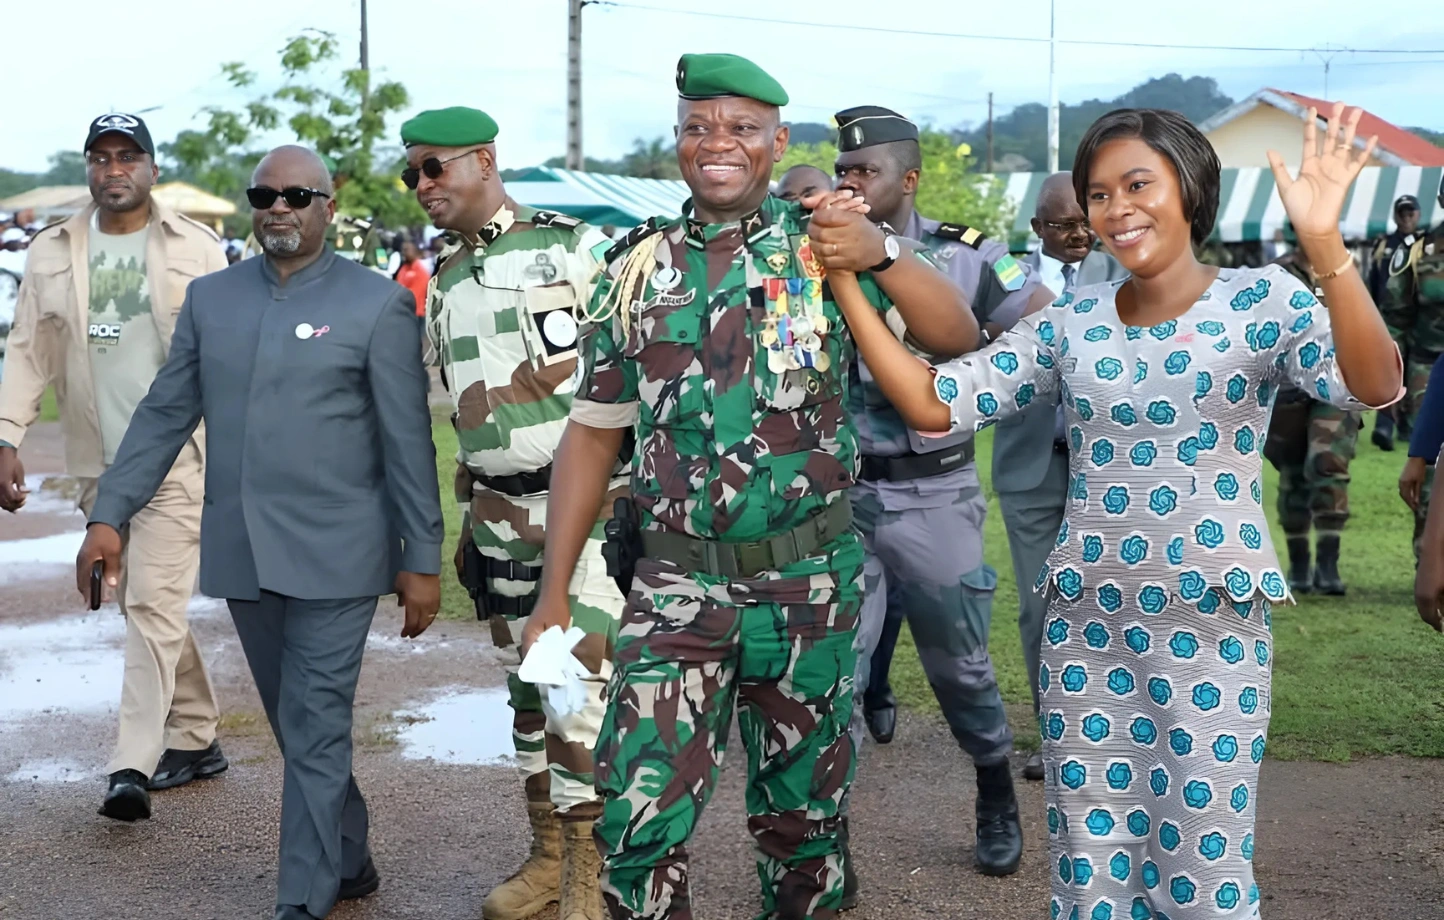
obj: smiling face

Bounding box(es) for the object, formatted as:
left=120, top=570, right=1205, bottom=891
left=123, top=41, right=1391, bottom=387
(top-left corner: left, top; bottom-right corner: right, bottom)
left=86, top=134, right=157, bottom=215
left=408, top=144, right=496, bottom=232
left=1085, top=138, right=1195, bottom=279
left=675, top=97, right=787, bottom=222
left=1032, top=173, right=1094, bottom=264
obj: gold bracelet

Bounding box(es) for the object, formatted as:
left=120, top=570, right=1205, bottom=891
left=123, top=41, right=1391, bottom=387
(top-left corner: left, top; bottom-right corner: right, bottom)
left=1314, top=254, right=1356, bottom=281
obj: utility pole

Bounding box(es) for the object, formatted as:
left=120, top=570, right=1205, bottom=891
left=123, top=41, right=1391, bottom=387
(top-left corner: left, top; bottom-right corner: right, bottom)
left=1047, top=0, right=1059, bottom=173
left=359, top=0, right=370, bottom=105
left=986, top=92, right=994, bottom=173
left=566, top=0, right=584, bottom=171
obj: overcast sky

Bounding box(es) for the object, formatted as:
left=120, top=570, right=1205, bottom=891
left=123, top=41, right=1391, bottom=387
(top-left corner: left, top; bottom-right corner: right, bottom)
left=5, top=0, right=1444, bottom=174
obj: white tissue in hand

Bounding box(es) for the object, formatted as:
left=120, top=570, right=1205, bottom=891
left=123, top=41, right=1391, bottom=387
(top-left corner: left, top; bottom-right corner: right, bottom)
left=518, top=626, right=590, bottom=716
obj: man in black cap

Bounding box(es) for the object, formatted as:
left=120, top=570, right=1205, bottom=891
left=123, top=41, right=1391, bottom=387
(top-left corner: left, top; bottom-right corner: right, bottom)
left=832, top=104, right=1050, bottom=878
left=1371, top=193, right=1423, bottom=449
left=0, top=113, right=229, bottom=820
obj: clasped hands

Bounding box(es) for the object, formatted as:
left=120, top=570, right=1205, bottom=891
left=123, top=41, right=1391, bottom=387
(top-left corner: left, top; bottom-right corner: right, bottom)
left=799, top=188, right=887, bottom=275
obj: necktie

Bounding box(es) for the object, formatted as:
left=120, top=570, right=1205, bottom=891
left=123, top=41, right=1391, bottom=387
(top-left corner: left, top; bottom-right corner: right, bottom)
left=1062, top=262, right=1077, bottom=293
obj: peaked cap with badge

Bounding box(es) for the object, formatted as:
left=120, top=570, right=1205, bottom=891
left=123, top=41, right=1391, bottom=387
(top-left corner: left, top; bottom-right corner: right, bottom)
left=834, top=105, right=919, bottom=153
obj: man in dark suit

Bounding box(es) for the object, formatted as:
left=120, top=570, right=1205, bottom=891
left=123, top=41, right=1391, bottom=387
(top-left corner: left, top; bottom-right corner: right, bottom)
left=76, top=145, right=444, bottom=920
left=999, top=171, right=1126, bottom=782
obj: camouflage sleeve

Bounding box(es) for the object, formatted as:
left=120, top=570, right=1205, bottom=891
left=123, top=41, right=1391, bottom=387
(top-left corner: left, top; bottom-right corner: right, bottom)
left=974, top=239, right=1040, bottom=329
left=569, top=268, right=640, bottom=429
left=1263, top=264, right=1402, bottom=411
left=930, top=305, right=1063, bottom=433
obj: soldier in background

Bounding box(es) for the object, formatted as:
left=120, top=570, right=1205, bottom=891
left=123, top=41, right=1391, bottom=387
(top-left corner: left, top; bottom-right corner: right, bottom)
left=1265, top=247, right=1361, bottom=595
left=776, top=163, right=831, bottom=201
left=1370, top=194, right=1422, bottom=450
left=1387, top=176, right=1444, bottom=562
left=403, top=106, right=625, bottom=920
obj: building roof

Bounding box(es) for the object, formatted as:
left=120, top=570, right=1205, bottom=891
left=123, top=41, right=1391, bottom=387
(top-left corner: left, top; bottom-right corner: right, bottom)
left=0, top=182, right=236, bottom=220
left=1198, top=88, right=1444, bottom=168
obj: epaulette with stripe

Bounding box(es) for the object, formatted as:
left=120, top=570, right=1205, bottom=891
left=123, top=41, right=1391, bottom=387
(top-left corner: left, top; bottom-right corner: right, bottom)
left=604, top=217, right=666, bottom=265
left=531, top=210, right=583, bottom=230
left=932, top=222, right=986, bottom=249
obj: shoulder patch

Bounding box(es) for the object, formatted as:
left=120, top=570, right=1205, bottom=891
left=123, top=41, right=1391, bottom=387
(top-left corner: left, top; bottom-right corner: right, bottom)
left=932, top=222, right=986, bottom=249
left=531, top=210, right=583, bottom=230
left=175, top=213, right=221, bottom=242
left=992, top=252, right=1026, bottom=292
left=604, top=217, right=665, bottom=265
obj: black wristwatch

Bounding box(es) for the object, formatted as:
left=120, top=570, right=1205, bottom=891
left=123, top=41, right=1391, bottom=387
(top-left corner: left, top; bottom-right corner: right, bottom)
left=869, top=233, right=901, bottom=273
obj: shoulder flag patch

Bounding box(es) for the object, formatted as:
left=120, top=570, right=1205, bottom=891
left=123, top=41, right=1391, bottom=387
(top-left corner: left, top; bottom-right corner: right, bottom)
left=993, top=253, right=1025, bottom=292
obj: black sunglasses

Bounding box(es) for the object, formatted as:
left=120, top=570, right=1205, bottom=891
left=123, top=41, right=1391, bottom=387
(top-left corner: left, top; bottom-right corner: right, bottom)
left=401, top=148, right=482, bottom=190
left=246, top=186, right=331, bottom=210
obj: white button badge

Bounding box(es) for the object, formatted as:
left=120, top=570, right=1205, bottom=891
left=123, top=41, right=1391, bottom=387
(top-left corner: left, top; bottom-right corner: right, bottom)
left=295, top=323, right=315, bottom=340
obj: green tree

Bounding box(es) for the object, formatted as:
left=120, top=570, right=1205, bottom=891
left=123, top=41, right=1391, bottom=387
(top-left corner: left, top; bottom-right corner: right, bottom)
left=773, top=130, right=1012, bottom=240
left=621, top=137, right=681, bottom=180
left=165, top=31, right=424, bottom=227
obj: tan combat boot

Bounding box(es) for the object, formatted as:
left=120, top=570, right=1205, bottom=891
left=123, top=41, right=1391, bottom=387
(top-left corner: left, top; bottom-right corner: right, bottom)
left=482, top=800, right=562, bottom=920
left=558, top=819, right=604, bottom=920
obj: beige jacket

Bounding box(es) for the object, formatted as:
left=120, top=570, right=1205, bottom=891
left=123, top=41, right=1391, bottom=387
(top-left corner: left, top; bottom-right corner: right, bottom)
left=0, top=199, right=228, bottom=480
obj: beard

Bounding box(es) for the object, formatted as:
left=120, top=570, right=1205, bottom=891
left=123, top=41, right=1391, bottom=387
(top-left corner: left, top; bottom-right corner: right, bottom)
left=259, top=225, right=302, bottom=255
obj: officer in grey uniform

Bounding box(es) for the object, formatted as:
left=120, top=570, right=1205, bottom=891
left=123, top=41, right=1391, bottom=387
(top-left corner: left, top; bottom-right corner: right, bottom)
left=833, top=105, right=1051, bottom=878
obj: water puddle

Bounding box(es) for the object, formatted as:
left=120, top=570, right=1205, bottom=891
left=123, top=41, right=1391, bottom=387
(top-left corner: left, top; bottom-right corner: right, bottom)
left=7, top=759, right=92, bottom=784
left=394, top=687, right=515, bottom=766
left=0, top=598, right=227, bottom=720
left=0, top=531, right=84, bottom=583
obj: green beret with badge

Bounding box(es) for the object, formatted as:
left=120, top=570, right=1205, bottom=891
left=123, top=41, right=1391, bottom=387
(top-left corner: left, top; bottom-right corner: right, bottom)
left=834, top=105, right=918, bottom=152
left=400, top=106, right=499, bottom=148
left=675, top=53, right=788, bottom=106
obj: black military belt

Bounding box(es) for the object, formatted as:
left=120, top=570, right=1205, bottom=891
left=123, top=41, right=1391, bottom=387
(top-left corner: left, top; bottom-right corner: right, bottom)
left=485, top=557, right=540, bottom=582
left=475, top=465, right=552, bottom=497
left=640, top=498, right=854, bottom=579
left=485, top=593, right=537, bottom=618
left=857, top=442, right=975, bottom=483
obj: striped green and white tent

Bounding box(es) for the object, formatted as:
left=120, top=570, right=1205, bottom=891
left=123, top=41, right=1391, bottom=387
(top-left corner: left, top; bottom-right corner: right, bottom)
left=990, top=167, right=1444, bottom=250
left=508, top=167, right=688, bottom=227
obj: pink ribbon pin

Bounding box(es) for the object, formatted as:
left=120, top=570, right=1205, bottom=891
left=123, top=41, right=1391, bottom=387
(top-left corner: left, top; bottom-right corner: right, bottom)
left=312, top=325, right=331, bottom=338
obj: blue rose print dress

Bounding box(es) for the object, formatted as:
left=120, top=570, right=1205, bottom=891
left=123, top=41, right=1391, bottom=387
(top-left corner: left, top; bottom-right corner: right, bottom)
left=929, top=265, right=1395, bottom=920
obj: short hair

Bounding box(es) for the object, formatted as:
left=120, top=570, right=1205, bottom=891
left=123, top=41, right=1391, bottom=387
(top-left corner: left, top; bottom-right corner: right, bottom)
left=887, top=139, right=922, bottom=174
left=1072, top=109, right=1220, bottom=247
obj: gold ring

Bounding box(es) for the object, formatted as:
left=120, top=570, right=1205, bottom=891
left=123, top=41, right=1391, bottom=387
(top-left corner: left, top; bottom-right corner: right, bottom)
left=828, top=243, right=838, bottom=256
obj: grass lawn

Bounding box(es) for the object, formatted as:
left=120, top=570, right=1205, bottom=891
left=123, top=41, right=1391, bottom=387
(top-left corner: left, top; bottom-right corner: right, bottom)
left=39, top=387, right=58, bottom=423
left=426, top=410, right=1444, bottom=762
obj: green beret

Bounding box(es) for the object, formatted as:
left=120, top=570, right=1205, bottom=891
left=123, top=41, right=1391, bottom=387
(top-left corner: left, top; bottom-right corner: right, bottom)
left=400, top=106, right=499, bottom=148
left=675, top=53, right=788, bottom=107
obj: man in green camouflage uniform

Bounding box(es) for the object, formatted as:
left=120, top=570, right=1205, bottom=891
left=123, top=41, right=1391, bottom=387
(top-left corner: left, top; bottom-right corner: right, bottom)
left=1385, top=177, right=1444, bottom=560
left=402, top=106, right=626, bottom=920
left=1266, top=249, right=1360, bottom=594
left=525, top=55, right=976, bottom=920
left=1369, top=194, right=1422, bottom=450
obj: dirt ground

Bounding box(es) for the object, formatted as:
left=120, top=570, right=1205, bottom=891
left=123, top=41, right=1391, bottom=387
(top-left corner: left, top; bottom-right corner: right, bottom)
left=2, top=422, right=1442, bottom=920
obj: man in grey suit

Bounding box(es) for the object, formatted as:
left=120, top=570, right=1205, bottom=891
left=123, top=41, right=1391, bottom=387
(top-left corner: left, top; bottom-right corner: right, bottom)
left=997, top=171, right=1126, bottom=781
left=76, top=146, right=444, bottom=920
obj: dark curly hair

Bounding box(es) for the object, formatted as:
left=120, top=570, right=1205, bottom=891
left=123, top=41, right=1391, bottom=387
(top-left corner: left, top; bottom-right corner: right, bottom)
left=1072, top=108, right=1222, bottom=247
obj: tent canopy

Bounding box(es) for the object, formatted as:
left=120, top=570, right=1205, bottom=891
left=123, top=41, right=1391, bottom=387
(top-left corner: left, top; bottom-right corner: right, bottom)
left=990, top=167, right=1443, bottom=250
left=0, top=182, right=236, bottom=223
left=508, top=167, right=688, bottom=228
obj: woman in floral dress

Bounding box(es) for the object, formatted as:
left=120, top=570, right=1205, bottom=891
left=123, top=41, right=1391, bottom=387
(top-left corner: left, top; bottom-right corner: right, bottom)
left=824, top=105, right=1402, bottom=919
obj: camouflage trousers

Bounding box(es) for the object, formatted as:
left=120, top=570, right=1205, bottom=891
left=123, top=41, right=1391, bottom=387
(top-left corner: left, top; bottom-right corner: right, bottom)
left=849, top=469, right=1012, bottom=765
left=1275, top=403, right=1361, bottom=537
left=594, top=536, right=865, bottom=920
left=1401, top=349, right=1437, bottom=435
left=478, top=524, right=623, bottom=818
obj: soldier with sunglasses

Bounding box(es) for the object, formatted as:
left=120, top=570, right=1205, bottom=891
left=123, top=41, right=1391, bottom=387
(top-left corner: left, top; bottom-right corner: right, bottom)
left=400, top=106, right=624, bottom=920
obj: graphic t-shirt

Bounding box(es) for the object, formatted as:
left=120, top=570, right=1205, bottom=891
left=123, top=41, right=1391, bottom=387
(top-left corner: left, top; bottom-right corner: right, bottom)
left=88, top=225, right=164, bottom=464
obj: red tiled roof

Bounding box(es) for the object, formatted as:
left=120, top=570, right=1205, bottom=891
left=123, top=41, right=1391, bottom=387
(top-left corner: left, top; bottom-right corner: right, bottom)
left=1268, top=88, right=1444, bottom=167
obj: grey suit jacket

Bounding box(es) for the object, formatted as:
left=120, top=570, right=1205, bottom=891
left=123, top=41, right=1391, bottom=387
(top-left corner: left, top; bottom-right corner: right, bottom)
left=993, top=249, right=1128, bottom=495
left=90, top=250, right=444, bottom=602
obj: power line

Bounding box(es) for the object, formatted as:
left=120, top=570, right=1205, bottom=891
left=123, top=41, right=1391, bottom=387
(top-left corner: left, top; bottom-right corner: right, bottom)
left=593, top=1, right=1444, bottom=55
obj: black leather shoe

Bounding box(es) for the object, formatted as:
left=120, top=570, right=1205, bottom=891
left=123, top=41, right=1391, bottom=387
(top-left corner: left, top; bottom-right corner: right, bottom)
left=863, top=702, right=896, bottom=745
left=1022, top=750, right=1044, bottom=782
left=148, top=740, right=229, bottom=791
left=339, top=856, right=380, bottom=901
left=974, top=762, right=1022, bottom=876
left=99, top=770, right=151, bottom=822
left=839, top=817, right=859, bottom=911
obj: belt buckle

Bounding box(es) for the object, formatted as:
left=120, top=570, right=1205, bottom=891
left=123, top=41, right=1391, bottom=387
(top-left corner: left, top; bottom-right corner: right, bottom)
left=736, top=541, right=773, bottom=578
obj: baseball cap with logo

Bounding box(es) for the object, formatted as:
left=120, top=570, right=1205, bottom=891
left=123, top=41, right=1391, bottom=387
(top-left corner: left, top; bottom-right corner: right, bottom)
left=84, top=113, right=155, bottom=157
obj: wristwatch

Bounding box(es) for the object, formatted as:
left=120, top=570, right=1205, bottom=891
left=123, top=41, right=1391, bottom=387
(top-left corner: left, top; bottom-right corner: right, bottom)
left=869, top=233, right=901, bottom=273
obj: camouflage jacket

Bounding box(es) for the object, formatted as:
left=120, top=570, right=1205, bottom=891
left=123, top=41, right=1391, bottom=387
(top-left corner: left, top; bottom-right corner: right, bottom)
left=1386, top=223, right=1444, bottom=357
left=571, top=194, right=892, bottom=543
left=432, top=202, right=613, bottom=554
